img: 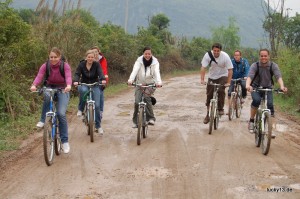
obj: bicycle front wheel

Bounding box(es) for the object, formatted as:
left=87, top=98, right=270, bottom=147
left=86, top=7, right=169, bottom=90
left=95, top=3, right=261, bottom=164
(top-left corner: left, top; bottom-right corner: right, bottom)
left=43, top=116, right=55, bottom=166
left=261, top=112, right=272, bottom=155
left=208, top=102, right=215, bottom=134
left=88, top=104, right=94, bottom=142
left=214, top=110, right=219, bottom=130
left=228, top=96, right=235, bottom=121
left=137, top=107, right=143, bottom=145
left=54, top=125, right=61, bottom=155
left=236, top=95, right=242, bottom=118
left=254, top=114, right=261, bottom=147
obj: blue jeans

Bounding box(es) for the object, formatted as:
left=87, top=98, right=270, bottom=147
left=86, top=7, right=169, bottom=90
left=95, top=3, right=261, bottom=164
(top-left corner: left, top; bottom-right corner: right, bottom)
left=40, top=90, right=70, bottom=143
left=78, top=85, right=102, bottom=128
left=228, top=79, right=247, bottom=98
left=100, top=89, right=104, bottom=121
left=251, top=90, right=274, bottom=115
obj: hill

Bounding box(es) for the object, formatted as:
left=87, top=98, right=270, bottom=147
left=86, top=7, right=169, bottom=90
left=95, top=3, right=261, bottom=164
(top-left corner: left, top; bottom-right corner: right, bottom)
left=11, top=0, right=267, bottom=48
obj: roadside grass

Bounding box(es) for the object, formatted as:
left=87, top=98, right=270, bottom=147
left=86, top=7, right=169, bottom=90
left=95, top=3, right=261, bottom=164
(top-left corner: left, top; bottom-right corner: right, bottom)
left=0, top=69, right=202, bottom=152
left=274, top=95, right=300, bottom=119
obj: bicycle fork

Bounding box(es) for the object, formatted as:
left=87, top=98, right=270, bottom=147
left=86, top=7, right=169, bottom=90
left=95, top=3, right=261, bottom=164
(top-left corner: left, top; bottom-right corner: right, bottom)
left=261, top=109, right=271, bottom=133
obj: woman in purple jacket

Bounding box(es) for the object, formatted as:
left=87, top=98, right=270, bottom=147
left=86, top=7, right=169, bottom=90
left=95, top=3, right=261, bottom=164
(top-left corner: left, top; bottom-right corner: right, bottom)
left=30, top=47, right=72, bottom=154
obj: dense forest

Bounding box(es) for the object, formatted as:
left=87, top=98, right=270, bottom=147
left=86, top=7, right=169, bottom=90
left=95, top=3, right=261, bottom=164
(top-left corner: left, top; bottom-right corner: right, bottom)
left=0, top=0, right=299, bottom=150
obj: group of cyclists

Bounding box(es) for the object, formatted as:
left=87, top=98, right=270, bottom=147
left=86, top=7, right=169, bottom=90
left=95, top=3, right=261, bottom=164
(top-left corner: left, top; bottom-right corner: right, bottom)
left=201, top=43, right=288, bottom=134
left=30, top=43, right=287, bottom=154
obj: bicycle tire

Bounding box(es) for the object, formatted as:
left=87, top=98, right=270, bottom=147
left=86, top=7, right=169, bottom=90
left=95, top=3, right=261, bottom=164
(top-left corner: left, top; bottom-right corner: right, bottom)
left=261, top=112, right=272, bottom=155
left=214, top=110, right=219, bottom=130
left=228, top=95, right=235, bottom=121
left=236, top=95, right=242, bottom=118
left=43, top=116, right=54, bottom=166
left=137, top=107, right=143, bottom=145
left=208, top=102, right=215, bottom=134
left=88, top=104, right=94, bottom=142
left=142, top=121, right=148, bottom=138
left=54, top=125, right=61, bottom=155
left=254, top=114, right=261, bottom=147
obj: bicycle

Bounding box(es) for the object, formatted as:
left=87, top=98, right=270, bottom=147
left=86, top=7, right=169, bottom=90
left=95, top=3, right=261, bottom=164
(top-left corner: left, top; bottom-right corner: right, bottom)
left=79, top=82, right=103, bottom=142
left=132, top=83, right=156, bottom=145
left=228, top=78, right=243, bottom=121
left=253, top=88, right=283, bottom=155
left=207, top=82, right=225, bottom=134
left=34, top=87, right=62, bottom=166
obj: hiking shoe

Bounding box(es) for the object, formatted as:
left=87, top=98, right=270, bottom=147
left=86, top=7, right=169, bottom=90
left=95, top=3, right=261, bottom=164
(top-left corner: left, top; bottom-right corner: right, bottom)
left=62, top=142, right=70, bottom=154
left=97, top=127, right=104, bottom=135
left=248, top=121, right=254, bottom=133
left=271, top=133, right=276, bottom=139
left=148, top=119, right=155, bottom=125
left=36, top=121, right=44, bottom=128
left=203, top=115, right=210, bottom=124
left=77, top=110, right=82, bottom=117
left=132, top=123, right=138, bottom=128
left=219, top=109, right=224, bottom=115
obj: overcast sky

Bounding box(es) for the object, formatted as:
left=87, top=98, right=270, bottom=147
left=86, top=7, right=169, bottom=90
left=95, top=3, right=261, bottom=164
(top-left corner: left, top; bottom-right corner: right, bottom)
left=268, top=0, right=300, bottom=16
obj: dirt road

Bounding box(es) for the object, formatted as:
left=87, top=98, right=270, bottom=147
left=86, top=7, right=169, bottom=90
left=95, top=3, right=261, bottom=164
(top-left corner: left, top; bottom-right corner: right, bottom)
left=1, top=74, right=300, bottom=199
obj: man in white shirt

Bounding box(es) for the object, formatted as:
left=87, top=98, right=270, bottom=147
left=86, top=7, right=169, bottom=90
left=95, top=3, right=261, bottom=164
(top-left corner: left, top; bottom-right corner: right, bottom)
left=200, top=43, right=233, bottom=124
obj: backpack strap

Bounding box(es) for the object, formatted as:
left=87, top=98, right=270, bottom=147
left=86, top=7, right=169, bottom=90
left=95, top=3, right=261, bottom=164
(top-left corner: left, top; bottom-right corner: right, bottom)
left=208, top=51, right=217, bottom=65
left=250, top=62, right=274, bottom=86
left=43, top=60, right=65, bottom=85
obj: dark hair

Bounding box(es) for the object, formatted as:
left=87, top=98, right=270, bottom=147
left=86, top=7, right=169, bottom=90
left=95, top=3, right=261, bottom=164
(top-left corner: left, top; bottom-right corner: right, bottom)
left=259, top=48, right=270, bottom=55
left=211, top=43, right=222, bottom=50
left=143, top=46, right=151, bottom=53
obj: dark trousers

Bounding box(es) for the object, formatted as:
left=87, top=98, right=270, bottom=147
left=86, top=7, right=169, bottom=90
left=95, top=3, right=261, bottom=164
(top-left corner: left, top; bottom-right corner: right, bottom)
left=206, top=76, right=228, bottom=111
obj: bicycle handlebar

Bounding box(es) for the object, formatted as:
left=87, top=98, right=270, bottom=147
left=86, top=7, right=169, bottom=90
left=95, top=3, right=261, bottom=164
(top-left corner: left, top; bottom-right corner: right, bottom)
left=131, top=83, right=157, bottom=88
left=79, top=82, right=105, bottom=87
left=253, top=88, right=284, bottom=94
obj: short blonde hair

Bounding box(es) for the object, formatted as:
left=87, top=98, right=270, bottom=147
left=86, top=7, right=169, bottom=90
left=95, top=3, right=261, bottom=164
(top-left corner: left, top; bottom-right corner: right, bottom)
left=85, top=49, right=95, bottom=57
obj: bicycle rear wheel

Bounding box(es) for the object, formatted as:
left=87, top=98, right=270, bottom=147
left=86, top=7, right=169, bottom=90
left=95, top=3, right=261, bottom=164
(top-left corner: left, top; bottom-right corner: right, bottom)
left=54, top=125, right=61, bottom=155
left=208, top=102, right=215, bottom=134
left=228, top=96, right=235, bottom=121
left=254, top=115, right=261, bottom=147
left=261, top=112, right=272, bottom=155
left=137, top=107, right=143, bottom=145
left=88, top=104, right=94, bottom=142
left=236, top=95, right=242, bottom=118
left=43, top=116, right=55, bottom=166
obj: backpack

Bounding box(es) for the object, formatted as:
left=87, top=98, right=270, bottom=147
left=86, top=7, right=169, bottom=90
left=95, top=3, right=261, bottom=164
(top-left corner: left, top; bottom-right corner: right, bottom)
left=250, top=62, right=274, bottom=86
left=208, top=51, right=217, bottom=65
left=43, top=59, right=65, bottom=85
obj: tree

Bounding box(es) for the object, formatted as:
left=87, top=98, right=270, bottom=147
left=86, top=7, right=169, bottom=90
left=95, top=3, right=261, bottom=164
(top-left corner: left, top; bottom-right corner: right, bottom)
left=282, top=14, right=300, bottom=51
left=210, top=17, right=240, bottom=52
left=262, top=0, right=288, bottom=58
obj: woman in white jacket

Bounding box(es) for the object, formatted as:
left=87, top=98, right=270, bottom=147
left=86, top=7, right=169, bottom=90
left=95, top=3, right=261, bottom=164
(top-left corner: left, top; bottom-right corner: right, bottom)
left=128, top=47, right=162, bottom=127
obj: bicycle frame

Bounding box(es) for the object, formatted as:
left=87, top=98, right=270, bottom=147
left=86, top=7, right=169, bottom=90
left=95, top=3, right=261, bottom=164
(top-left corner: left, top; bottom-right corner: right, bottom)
left=208, top=82, right=223, bottom=134
left=40, top=88, right=62, bottom=166
left=133, top=83, right=156, bottom=145
left=253, top=88, right=283, bottom=155
left=80, top=82, right=101, bottom=142
left=229, top=78, right=243, bottom=120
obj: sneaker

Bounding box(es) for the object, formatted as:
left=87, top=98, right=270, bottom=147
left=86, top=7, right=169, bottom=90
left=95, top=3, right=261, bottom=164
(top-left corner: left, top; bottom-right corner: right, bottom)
left=248, top=121, right=254, bottom=133
left=132, top=123, right=138, bottom=128
left=148, top=119, right=155, bottom=125
left=203, top=115, right=210, bottom=124
left=36, top=121, right=44, bottom=128
left=62, top=142, right=70, bottom=154
left=271, top=114, right=275, bottom=118
left=271, top=133, right=276, bottom=138
left=77, top=110, right=82, bottom=117
left=219, top=109, right=224, bottom=115
left=97, top=127, right=104, bottom=135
